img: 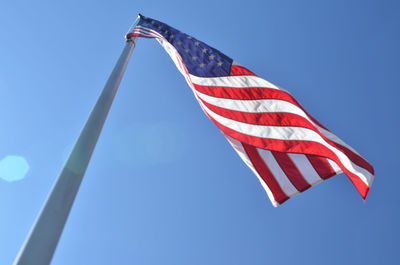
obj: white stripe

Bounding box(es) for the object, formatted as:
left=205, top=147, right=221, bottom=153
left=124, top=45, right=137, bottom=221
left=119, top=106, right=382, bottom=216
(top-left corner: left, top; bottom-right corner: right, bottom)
left=327, top=159, right=342, bottom=174
left=133, top=32, right=159, bottom=39
left=353, top=162, right=374, bottom=186
left=317, top=126, right=360, bottom=155
left=224, top=133, right=279, bottom=206
left=198, top=101, right=372, bottom=186
left=205, top=107, right=319, bottom=141
left=134, top=26, right=164, bottom=38
left=196, top=90, right=305, bottom=116
left=257, top=149, right=299, bottom=197
left=190, top=74, right=281, bottom=90
left=288, top=154, right=322, bottom=186
left=133, top=28, right=157, bottom=35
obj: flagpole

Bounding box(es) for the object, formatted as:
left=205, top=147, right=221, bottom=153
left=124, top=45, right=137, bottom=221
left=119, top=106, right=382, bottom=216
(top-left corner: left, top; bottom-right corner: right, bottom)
left=13, top=18, right=139, bottom=265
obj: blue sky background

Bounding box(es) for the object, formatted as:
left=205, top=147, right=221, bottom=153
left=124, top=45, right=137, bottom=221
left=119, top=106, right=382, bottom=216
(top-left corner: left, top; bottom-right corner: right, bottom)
left=1, top=0, right=399, bottom=264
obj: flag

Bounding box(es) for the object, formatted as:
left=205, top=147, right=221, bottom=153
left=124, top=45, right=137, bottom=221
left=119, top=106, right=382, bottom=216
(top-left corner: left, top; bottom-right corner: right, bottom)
left=126, top=14, right=374, bottom=206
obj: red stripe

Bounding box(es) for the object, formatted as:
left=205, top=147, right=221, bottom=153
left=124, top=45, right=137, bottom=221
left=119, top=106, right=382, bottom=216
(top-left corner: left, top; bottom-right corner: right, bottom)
left=242, top=144, right=289, bottom=204
left=347, top=174, right=370, bottom=200
left=306, top=155, right=337, bottom=180
left=229, top=65, right=256, bottom=76
left=134, top=26, right=164, bottom=38
left=127, top=32, right=154, bottom=39
left=199, top=98, right=316, bottom=129
left=331, top=142, right=374, bottom=175
left=272, top=151, right=311, bottom=191
left=193, top=82, right=291, bottom=101
left=129, top=31, right=161, bottom=39
left=129, top=34, right=157, bottom=39
left=128, top=29, right=165, bottom=40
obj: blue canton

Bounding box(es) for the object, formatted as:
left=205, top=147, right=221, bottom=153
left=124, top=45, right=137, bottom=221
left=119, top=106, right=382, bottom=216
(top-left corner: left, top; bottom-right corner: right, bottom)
left=138, top=15, right=233, bottom=78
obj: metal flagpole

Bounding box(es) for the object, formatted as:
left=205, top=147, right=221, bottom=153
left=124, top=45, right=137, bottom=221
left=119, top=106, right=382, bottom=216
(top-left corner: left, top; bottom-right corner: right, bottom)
left=13, top=16, right=140, bottom=265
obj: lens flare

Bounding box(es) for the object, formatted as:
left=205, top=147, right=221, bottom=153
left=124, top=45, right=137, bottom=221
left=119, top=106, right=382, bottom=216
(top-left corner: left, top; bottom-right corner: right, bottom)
left=0, top=155, right=29, bottom=182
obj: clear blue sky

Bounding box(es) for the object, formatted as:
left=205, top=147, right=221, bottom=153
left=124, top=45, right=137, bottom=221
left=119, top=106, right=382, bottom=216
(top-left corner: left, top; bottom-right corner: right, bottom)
left=1, top=0, right=399, bottom=264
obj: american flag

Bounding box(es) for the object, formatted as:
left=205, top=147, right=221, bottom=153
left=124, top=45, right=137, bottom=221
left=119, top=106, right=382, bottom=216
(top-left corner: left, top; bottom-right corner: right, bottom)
left=127, top=14, right=374, bottom=206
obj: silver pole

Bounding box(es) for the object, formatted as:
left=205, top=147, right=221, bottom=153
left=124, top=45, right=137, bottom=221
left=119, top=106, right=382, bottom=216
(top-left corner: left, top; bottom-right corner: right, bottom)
left=13, top=33, right=138, bottom=265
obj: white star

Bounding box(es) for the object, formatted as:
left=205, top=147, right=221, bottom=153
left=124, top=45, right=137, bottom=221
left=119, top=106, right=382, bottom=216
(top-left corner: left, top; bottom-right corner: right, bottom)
left=164, top=30, right=169, bottom=34
left=177, top=41, right=182, bottom=45
left=151, top=21, right=155, bottom=25
left=217, top=61, right=223, bottom=67
left=158, top=25, right=162, bottom=30
left=200, top=63, right=205, bottom=68
left=194, top=41, right=200, bottom=46
left=209, top=54, right=215, bottom=60
left=185, top=49, right=189, bottom=53
left=187, top=36, right=192, bottom=39
left=192, top=56, right=197, bottom=61
left=202, top=48, right=207, bottom=53
left=170, top=35, right=174, bottom=39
